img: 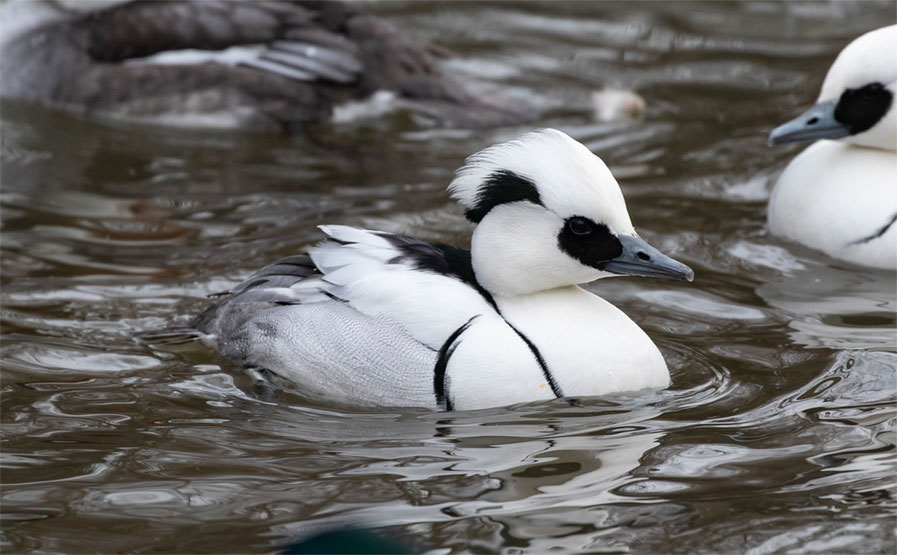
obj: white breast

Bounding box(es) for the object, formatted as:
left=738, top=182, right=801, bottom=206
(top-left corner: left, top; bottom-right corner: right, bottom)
left=768, top=140, right=897, bottom=270
left=445, top=314, right=556, bottom=411
left=494, top=286, right=670, bottom=396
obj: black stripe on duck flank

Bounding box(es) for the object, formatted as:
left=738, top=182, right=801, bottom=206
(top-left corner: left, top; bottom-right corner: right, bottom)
left=850, top=212, right=897, bottom=245
left=434, top=315, right=480, bottom=411
left=465, top=170, right=542, bottom=223
left=380, top=233, right=563, bottom=405
left=507, top=323, right=563, bottom=399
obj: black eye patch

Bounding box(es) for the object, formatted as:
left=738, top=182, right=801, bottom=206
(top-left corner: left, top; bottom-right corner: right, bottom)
left=834, top=82, right=893, bottom=134
left=558, top=216, right=623, bottom=269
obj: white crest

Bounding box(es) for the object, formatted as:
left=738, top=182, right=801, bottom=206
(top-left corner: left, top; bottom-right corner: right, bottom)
left=819, top=25, right=897, bottom=103
left=448, top=129, right=635, bottom=235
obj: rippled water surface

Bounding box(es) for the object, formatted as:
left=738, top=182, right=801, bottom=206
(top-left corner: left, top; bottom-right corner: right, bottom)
left=2, top=2, right=896, bottom=553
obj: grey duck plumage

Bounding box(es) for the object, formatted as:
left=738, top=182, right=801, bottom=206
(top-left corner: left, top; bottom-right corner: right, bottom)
left=1, top=0, right=534, bottom=132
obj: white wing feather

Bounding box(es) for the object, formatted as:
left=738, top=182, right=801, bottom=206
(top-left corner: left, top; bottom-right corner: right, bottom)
left=306, top=227, right=497, bottom=349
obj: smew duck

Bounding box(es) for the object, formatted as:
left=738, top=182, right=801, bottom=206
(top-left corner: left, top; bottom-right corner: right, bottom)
left=768, top=25, right=897, bottom=270
left=180, top=129, right=694, bottom=410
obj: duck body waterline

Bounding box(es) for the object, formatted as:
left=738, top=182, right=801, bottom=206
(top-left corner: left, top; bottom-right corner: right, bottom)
left=768, top=140, right=897, bottom=270
left=177, top=130, right=691, bottom=411
left=198, top=242, right=668, bottom=411
left=768, top=25, right=897, bottom=270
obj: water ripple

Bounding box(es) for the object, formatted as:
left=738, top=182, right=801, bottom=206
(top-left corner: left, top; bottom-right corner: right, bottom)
left=2, top=2, right=895, bottom=553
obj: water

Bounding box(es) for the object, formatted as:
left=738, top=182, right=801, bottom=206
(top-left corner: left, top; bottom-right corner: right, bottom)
left=2, top=1, right=896, bottom=552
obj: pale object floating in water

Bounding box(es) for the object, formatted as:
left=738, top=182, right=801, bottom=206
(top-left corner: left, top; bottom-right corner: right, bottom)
left=591, top=88, right=647, bottom=122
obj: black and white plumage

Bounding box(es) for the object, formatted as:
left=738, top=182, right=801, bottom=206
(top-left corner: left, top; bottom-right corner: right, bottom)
left=0, top=0, right=532, bottom=131
left=184, top=129, right=694, bottom=410
left=768, top=25, right=897, bottom=270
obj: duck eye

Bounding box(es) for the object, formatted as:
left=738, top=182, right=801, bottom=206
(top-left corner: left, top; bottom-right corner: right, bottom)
left=566, top=217, right=593, bottom=236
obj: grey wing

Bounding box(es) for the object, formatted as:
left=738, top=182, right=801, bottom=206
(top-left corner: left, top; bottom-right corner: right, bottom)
left=190, top=254, right=438, bottom=409
left=139, top=254, right=321, bottom=346
left=222, top=303, right=438, bottom=409
left=1, top=1, right=361, bottom=129
left=190, top=254, right=327, bottom=339
left=81, top=0, right=362, bottom=83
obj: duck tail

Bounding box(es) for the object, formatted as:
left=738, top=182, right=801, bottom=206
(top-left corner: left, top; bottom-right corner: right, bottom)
left=137, top=326, right=203, bottom=346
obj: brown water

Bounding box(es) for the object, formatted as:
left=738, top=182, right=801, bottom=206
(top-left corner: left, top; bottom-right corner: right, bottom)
left=2, top=2, right=896, bottom=553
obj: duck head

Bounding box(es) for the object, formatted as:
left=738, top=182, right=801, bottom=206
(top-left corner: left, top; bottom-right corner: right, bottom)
left=449, top=129, right=693, bottom=297
left=769, top=25, right=897, bottom=150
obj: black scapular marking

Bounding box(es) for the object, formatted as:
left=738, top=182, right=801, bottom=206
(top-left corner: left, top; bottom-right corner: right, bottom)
left=379, top=232, right=499, bottom=310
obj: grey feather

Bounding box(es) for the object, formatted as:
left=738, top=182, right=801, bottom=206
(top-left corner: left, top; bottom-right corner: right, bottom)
left=272, top=40, right=362, bottom=75
left=184, top=249, right=437, bottom=408
left=230, top=254, right=319, bottom=293
left=260, top=45, right=358, bottom=83
left=212, top=303, right=438, bottom=409
left=238, top=58, right=317, bottom=82
left=221, top=289, right=302, bottom=306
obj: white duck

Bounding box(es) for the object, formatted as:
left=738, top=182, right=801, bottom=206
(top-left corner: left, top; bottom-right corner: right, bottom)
left=182, top=129, right=693, bottom=411
left=768, top=25, right=897, bottom=270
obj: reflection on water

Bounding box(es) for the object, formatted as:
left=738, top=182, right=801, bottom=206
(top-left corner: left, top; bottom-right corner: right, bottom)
left=2, top=1, right=895, bottom=553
